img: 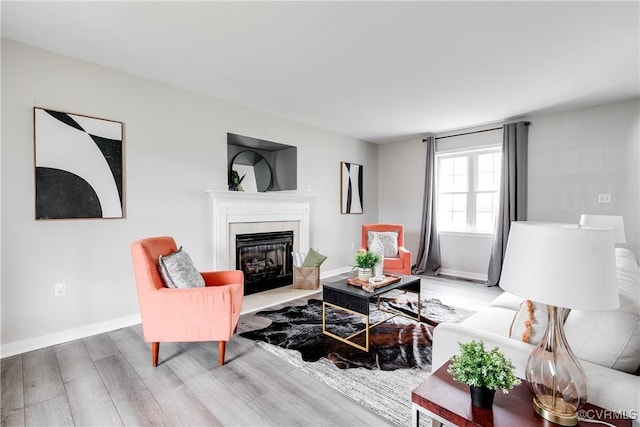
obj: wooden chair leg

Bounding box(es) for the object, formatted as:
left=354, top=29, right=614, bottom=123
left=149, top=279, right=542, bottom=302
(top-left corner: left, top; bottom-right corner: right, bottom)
left=218, top=341, right=226, bottom=366
left=151, top=342, right=159, bottom=367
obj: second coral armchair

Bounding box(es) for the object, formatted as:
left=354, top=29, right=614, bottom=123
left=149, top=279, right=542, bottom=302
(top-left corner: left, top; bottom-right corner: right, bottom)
left=131, top=236, right=244, bottom=367
left=361, top=224, right=412, bottom=275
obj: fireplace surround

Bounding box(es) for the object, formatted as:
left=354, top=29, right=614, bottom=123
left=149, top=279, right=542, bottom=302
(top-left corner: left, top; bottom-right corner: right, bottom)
left=207, top=191, right=311, bottom=293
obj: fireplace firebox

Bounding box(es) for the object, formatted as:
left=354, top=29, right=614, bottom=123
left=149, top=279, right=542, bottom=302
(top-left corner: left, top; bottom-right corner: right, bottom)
left=236, top=231, right=294, bottom=295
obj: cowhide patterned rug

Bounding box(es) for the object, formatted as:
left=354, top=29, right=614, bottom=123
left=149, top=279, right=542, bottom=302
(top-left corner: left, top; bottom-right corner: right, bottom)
left=240, top=292, right=473, bottom=371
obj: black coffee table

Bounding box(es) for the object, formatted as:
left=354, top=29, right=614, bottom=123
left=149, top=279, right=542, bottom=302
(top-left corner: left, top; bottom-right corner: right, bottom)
left=321, top=273, right=421, bottom=352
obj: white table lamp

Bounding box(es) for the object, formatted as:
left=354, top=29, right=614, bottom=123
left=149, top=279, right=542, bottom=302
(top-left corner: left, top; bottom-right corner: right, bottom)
left=499, top=222, right=619, bottom=426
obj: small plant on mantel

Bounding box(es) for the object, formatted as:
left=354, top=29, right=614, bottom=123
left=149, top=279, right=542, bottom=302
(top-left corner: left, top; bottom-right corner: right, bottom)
left=447, top=340, right=520, bottom=408
left=229, top=170, right=246, bottom=191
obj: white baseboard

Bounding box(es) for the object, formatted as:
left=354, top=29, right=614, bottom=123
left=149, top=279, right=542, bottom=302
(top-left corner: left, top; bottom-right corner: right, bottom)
left=0, top=314, right=142, bottom=359
left=439, top=268, right=488, bottom=282
left=0, top=267, right=354, bottom=359
left=321, top=266, right=352, bottom=278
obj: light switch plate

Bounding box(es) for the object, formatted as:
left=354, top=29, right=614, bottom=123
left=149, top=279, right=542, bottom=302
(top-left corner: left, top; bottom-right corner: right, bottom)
left=54, top=282, right=66, bottom=297
left=598, top=194, right=612, bottom=204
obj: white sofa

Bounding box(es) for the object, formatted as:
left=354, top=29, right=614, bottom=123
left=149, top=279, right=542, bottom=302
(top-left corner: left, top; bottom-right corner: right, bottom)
left=432, top=248, right=640, bottom=424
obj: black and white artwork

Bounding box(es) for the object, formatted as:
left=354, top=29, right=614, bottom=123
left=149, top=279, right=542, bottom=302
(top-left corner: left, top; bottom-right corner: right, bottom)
left=34, top=108, right=124, bottom=219
left=340, top=161, right=363, bottom=214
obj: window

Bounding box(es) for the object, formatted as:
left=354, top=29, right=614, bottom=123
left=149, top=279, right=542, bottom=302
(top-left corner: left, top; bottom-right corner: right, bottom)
left=437, top=148, right=501, bottom=233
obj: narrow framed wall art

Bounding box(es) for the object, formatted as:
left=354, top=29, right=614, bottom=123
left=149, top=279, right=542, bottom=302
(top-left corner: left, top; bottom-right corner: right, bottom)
left=34, top=107, right=125, bottom=219
left=340, top=161, right=363, bottom=214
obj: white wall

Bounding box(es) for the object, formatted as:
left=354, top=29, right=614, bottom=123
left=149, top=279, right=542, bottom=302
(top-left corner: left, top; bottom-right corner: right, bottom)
left=4, top=38, right=637, bottom=354
left=377, top=138, right=424, bottom=253
left=380, top=98, right=640, bottom=280
left=527, top=99, right=639, bottom=254
left=438, top=232, right=493, bottom=281
left=0, top=39, right=379, bottom=354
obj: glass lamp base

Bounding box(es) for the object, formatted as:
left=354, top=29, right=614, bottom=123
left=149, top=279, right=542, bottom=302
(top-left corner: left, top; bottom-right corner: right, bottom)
left=533, top=395, right=578, bottom=426
left=526, top=306, right=586, bottom=427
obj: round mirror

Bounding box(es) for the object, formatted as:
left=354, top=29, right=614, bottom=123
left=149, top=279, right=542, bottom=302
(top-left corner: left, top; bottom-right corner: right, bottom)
left=230, top=150, right=272, bottom=192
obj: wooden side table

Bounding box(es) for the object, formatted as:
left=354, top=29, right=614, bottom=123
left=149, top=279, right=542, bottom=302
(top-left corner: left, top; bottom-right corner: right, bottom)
left=411, top=361, right=632, bottom=427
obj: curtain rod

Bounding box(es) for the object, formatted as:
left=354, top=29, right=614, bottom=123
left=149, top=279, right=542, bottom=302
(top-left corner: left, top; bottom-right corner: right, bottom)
left=422, top=121, right=530, bottom=142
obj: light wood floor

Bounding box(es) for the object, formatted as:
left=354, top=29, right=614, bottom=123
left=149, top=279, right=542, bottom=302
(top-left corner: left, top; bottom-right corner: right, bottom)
left=1, top=277, right=502, bottom=427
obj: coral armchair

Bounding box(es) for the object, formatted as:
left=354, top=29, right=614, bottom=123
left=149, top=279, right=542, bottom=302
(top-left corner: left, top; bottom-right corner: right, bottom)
left=361, top=224, right=412, bottom=275
left=130, top=236, right=243, bottom=367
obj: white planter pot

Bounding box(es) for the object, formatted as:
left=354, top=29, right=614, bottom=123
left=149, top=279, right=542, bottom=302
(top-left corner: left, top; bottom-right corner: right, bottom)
left=358, top=268, right=373, bottom=281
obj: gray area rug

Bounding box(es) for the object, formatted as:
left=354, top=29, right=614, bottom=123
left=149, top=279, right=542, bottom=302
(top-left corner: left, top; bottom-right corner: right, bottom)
left=245, top=292, right=474, bottom=425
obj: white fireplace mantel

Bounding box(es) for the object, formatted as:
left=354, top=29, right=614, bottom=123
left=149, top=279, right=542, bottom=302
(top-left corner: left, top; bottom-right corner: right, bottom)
left=207, top=191, right=311, bottom=270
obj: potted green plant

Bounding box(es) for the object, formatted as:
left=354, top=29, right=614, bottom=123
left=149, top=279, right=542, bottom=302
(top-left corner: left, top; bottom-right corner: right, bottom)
left=447, top=340, right=521, bottom=408
left=229, top=170, right=245, bottom=191
left=353, top=250, right=381, bottom=281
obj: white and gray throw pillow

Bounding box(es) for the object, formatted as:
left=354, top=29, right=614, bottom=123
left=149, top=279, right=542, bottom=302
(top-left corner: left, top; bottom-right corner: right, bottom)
left=368, top=231, right=399, bottom=258
left=158, top=247, right=205, bottom=289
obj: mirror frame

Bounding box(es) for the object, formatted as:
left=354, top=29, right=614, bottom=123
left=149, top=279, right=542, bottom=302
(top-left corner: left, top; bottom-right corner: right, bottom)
left=229, top=150, right=273, bottom=192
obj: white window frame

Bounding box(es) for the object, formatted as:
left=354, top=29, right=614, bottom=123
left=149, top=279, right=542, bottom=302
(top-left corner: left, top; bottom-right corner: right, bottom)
left=436, top=145, right=502, bottom=234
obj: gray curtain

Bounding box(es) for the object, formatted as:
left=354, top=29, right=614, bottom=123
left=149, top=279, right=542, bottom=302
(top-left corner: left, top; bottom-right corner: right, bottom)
left=412, top=137, right=441, bottom=275
left=487, top=121, right=529, bottom=286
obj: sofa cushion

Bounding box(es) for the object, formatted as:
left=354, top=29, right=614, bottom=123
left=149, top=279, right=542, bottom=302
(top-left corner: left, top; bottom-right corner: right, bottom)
left=565, top=299, right=640, bottom=374
left=158, top=247, right=205, bottom=289
left=368, top=231, right=399, bottom=257
left=490, top=292, right=547, bottom=344
left=615, top=248, right=640, bottom=297
left=565, top=251, right=640, bottom=374
left=490, top=291, right=524, bottom=311
left=461, top=307, right=517, bottom=337
left=509, top=300, right=548, bottom=345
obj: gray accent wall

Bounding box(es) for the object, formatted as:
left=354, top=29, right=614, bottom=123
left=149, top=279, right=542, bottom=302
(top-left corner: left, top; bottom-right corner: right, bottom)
left=1, top=39, right=379, bottom=353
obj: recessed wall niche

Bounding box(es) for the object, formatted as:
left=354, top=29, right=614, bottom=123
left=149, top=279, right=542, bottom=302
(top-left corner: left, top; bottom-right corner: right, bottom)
left=227, top=133, right=297, bottom=192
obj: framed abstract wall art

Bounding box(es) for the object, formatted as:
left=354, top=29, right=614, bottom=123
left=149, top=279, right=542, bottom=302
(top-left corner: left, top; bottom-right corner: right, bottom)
left=340, top=161, right=363, bottom=214
left=34, top=107, right=125, bottom=219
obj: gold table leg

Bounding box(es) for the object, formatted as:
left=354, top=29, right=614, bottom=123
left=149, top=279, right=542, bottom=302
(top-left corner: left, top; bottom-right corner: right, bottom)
left=322, top=279, right=422, bottom=352
left=322, top=301, right=370, bottom=352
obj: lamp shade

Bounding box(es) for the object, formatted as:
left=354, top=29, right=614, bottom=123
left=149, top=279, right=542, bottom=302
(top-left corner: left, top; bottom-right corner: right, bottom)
left=500, top=222, right=619, bottom=311
left=579, top=214, right=626, bottom=244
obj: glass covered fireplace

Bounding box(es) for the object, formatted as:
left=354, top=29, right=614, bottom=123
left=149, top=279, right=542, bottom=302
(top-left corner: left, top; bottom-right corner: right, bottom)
left=236, top=231, right=294, bottom=295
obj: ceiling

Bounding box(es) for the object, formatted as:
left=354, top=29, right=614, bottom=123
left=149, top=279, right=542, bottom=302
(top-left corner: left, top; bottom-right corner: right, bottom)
left=2, top=1, right=639, bottom=143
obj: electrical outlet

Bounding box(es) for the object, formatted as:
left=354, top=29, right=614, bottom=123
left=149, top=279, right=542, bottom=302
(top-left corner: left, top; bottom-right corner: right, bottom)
left=54, top=282, right=66, bottom=297
left=598, top=194, right=612, bottom=204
